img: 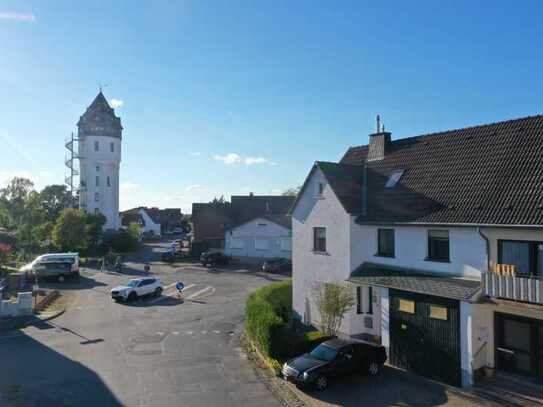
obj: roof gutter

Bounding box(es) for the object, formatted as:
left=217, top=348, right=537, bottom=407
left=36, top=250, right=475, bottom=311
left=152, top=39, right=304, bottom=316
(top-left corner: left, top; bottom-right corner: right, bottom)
left=355, top=220, right=543, bottom=229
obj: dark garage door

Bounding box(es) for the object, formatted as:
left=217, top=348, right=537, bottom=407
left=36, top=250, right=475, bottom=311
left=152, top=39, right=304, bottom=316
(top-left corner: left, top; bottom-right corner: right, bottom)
left=389, top=289, right=461, bottom=386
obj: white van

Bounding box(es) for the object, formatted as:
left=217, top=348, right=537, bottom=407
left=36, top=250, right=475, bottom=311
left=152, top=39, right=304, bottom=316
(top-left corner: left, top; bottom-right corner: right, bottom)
left=21, top=253, right=80, bottom=281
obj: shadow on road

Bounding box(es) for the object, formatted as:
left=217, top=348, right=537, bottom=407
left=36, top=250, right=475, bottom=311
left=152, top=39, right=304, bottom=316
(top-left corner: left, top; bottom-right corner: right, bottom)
left=113, top=295, right=183, bottom=307
left=0, top=329, right=120, bottom=406
left=38, top=274, right=108, bottom=291
left=294, top=366, right=482, bottom=407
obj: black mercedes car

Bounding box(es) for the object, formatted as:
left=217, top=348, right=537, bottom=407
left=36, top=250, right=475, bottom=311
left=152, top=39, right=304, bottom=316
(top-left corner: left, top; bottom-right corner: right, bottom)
left=200, top=251, right=230, bottom=267
left=282, top=338, right=387, bottom=390
left=261, top=258, right=291, bottom=273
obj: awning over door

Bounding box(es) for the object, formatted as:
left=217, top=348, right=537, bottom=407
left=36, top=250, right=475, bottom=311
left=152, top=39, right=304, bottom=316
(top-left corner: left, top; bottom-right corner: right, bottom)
left=348, top=262, right=481, bottom=301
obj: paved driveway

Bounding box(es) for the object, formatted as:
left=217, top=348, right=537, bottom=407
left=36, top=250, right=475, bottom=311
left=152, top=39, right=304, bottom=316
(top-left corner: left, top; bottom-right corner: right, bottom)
left=289, top=365, right=496, bottom=407
left=0, top=242, right=285, bottom=407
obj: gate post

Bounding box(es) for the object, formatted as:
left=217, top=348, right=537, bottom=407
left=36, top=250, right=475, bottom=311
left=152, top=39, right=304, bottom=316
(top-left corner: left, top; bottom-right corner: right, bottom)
left=380, top=288, right=390, bottom=356
left=460, top=302, right=473, bottom=388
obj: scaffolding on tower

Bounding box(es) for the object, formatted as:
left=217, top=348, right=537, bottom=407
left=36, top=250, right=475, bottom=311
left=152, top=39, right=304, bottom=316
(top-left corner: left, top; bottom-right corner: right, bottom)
left=64, top=132, right=80, bottom=208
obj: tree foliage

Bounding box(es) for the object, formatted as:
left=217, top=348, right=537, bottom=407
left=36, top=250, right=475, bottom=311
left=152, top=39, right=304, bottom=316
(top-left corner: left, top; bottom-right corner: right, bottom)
left=312, top=282, right=355, bottom=336
left=85, top=212, right=107, bottom=248
left=52, top=208, right=88, bottom=251
left=282, top=186, right=301, bottom=196
left=38, top=184, right=71, bottom=221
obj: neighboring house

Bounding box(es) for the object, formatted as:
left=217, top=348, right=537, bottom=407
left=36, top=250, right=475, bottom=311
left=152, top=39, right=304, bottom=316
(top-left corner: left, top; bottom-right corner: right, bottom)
left=291, top=115, right=543, bottom=388
left=225, top=215, right=292, bottom=261
left=121, top=207, right=185, bottom=236
left=192, top=194, right=295, bottom=260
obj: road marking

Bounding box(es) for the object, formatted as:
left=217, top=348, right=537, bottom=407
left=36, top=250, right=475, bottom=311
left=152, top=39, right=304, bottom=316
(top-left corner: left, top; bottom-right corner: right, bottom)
left=186, top=286, right=213, bottom=300
left=201, top=330, right=207, bottom=335
left=172, top=331, right=179, bottom=335
left=186, top=331, right=193, bottom=335
left=156, top=332, right=165, bottom=336
left=213, top=330, right=220, bottom=334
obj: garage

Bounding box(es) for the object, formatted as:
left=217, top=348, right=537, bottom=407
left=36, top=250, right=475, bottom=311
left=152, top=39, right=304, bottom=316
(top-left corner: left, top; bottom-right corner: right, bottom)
left=389, top=289, right=461, bottom=386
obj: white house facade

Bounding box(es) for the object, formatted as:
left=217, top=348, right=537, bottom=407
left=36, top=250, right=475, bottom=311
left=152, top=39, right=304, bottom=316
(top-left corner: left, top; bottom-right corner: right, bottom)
left=225, top=216, right=292, bottom=260
left=291, top=115, right=543, bottom=388
left=77, top=91, right=122, bottom=230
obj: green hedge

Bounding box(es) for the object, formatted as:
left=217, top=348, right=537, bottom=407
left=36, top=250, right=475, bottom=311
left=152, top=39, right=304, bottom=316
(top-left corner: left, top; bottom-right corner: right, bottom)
left=245, top=279, right=334, bottom=367
left=245, top=279, right=292, bottom=360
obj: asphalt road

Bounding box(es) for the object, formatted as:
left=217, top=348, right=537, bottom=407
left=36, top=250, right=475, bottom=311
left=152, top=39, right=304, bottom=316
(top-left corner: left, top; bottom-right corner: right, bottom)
left=0, top=242, right=286, bottom=407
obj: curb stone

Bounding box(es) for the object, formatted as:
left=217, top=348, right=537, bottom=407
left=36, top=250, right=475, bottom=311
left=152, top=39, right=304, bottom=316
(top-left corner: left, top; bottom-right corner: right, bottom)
left=241, top=334, right=307, bottom=407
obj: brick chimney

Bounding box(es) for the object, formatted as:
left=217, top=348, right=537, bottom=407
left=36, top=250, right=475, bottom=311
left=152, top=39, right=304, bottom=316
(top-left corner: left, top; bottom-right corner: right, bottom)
left=367, top=115, right=391, bottom=161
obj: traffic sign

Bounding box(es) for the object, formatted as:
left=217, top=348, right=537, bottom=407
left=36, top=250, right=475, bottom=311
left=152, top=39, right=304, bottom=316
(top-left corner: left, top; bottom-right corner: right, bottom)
left=176, top=282, right=184, bottom=292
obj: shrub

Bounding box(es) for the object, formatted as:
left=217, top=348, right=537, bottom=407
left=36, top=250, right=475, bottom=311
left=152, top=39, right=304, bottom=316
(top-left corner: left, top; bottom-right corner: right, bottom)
left=102, top=230, right=139, bottom=253
left=245, top=279, right=292, bottom=360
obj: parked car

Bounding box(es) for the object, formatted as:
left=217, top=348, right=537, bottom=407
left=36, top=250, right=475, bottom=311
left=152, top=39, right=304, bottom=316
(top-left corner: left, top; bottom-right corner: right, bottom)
left=200, top=252, right=230, bottom=267
left=111, top=277, right=164, bottom=302
left=21, top=252, right=80, bottom=282
left=161, top=249, right=184, bottom=262
left=262, top=257, right=291, bottom=273
left=172, top=228, right=185, bottom=234
left=282, top=338, right=387, bottom=390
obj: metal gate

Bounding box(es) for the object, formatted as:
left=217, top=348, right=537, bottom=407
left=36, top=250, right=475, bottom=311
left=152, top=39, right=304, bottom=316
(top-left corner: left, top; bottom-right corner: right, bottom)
left=389, top=289, right=461, bottom=386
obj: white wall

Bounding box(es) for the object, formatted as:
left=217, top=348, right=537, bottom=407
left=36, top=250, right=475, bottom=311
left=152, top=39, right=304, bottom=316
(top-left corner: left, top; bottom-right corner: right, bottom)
left=292, top=168, right=353, bottom=333
left=78, top=135, right=121, bottom=230
left=349, top=223, right=486, bottom=278
left=139, top=209, right=161, bottom=236
left=224, top=217, right=291, bottom=259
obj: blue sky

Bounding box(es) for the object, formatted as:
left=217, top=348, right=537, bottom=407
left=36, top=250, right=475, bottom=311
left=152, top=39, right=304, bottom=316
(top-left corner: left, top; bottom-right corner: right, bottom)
left=1, top=1, right=542, bottom=213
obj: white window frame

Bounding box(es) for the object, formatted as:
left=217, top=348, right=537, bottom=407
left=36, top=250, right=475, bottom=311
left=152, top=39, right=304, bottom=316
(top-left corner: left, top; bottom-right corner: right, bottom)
left=94, top=141, right=99, bottom=151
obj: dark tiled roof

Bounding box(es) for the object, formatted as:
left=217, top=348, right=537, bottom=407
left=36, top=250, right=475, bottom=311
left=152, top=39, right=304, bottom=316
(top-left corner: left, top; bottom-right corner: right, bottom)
left=340, top=115, right=543, bottom=225
left=348, top=262, right=481, bottom=301
left=77, top=91, right=123, bottom=138
left=289, top=161, right=365, bottom=215
left=229, top=195, right=295, bottom=227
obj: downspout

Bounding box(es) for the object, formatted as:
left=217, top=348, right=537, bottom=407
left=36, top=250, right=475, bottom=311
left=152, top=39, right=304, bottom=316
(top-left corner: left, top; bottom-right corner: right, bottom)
left=477, top=226, right=490, bottom=272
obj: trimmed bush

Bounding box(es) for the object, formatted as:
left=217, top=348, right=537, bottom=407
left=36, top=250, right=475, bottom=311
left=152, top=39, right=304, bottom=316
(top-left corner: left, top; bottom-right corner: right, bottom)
left=102, top=230, right=139, bottom=253
left=245, top=279, right=292, bottom=360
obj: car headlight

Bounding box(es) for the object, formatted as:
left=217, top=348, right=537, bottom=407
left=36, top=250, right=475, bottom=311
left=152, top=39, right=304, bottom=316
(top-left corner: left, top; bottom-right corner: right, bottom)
left=282, top=363, right=288, bottom=371
left=303, top=371, right=309, bottom=380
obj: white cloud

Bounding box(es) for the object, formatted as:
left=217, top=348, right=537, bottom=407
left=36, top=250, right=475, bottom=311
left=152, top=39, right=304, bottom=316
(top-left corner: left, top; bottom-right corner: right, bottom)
left=0, top=12, right=36, bottom=22
left=214, top=153, right=272, bottom=165
left=190, top=152, right=201, bottom=156
left=214, top=153, right=242, bottom=164
left=186, top=184, right=203, bottom=191
left=109, top=99, right=124, bottom=108
left=120, top=182, right=139, bottom=190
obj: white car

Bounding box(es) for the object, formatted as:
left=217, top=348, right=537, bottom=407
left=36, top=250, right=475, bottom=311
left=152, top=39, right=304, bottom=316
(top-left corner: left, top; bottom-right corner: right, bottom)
left=111, top=277, right=163, bottom=302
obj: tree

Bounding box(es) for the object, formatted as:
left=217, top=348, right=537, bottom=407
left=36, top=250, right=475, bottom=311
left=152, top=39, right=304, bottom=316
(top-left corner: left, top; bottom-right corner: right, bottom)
left=85, top=212, right=107, bottom=248
left=38, top=184, right=71, bottom=221
left=0, top=177, right=36, bottom=229
left=127, top=222, right=143, bottom=240
left=33, top=221, right=54, bottom=247
left=282, top=186, right=301, bottom=196
left=312, top=282, right=355, bottom=336
left=52, top=208, right=88, bottom=251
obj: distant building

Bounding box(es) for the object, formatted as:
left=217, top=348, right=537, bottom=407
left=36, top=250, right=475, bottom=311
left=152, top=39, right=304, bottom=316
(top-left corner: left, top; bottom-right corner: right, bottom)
left=192, top=194, right=295, bottom=260
left=77, top=91, right=122, bottom=229
left=121, top=207, right=184, bottom=236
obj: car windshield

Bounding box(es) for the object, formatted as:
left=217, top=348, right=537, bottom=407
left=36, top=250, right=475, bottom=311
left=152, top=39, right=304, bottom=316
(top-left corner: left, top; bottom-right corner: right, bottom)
left=310, top=344, right=338, bottom=361
left=126, top=280, right=139, bottom=287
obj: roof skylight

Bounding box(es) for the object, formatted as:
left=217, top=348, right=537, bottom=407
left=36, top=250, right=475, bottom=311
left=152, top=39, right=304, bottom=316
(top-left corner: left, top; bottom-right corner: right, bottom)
left=385, top=169, right=405, bottom=188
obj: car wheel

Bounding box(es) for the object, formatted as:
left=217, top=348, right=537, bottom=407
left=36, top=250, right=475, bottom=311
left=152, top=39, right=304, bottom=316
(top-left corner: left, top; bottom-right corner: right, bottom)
left=154, top=287, right=163, bottom=297
left=368, top=362, right=380, bottom=376
left=128, top=291, right=138, bottom=302
left=57, top=275, right=65, bottom=283
left=315, top=375, right=328, bottom=391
